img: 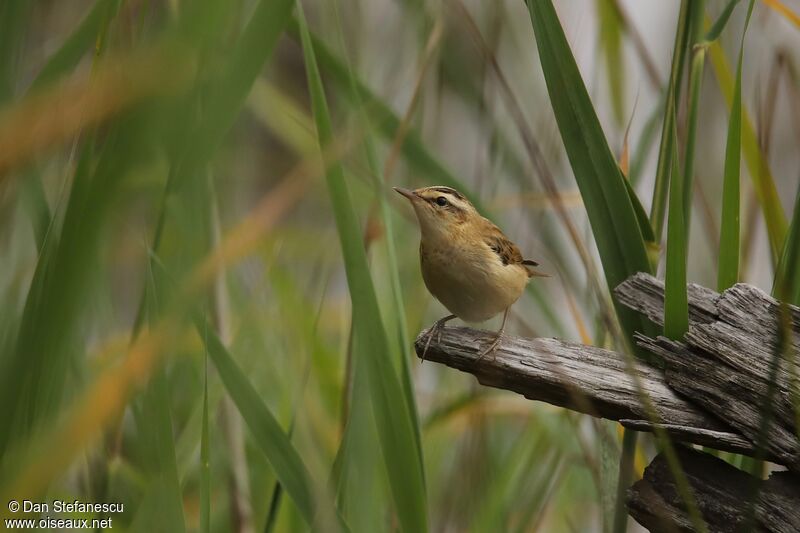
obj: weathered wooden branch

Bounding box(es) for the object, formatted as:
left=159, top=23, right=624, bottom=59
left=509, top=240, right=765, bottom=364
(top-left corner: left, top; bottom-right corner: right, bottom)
left=415, top=273, right=800, bottom=469
left=414, top=326, right=755, bottom=455
left=616, top=273, right=800, bottom=473
left=627, top=445, right=800, bottom=532
left=415, top=272, right=800, bottom=530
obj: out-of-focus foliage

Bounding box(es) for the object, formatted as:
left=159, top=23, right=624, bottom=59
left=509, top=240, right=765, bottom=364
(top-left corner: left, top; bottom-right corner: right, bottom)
left=0, top=0, right=799, bottom=531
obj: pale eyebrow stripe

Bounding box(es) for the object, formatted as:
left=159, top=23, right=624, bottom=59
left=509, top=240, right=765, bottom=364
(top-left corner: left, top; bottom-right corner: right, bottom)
left=430, top=187, right=464, bottom=200
left=424, top=195, right=466, bottom=215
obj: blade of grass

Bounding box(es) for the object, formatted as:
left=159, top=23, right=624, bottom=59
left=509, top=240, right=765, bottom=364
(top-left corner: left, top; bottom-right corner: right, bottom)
left=129, top=0, right=295, bottom=335
left=0, top=0, right=31, bottom=102
left=263, top=357, right=315, bottom=533
left=664, top=114, right=688, bottom=340
left=623, top=177, right=656, bottom=247
left=707, top=23, right=787, bottom=262
left=136, top=369, right=187, bottom=533
left=332, top=355, right=386, bottom=532
left=303, top=12, right=575, bottom=342
left=610, top=428, right=637, bottom=533
left=129, top=242, right=190, bottom=533
left=705, top=0, right=740, bottom=42
left=296, top=4, right=428, bottom=531
left=200, top=325, right=211, bottom=533
left=718, top=0, right=755, bottom=291
left=662, top=2, right=707, bottom=343
left=0, top=167, right=309, bottom=509
left=209, top=172, right=256, bottom=533
left=773, top=182, right=800, bottom=304
left=117, top=9, right=300, bottom=524
left=525, top=0, right=656, bottom=343
left=528, top=5, right=657, bottom=529
left=681, top=0, right=706, bottom=242
left=597, top=0, right=626, bottom=125
left=524, top=4, right=708, bottom=532
left=471, top=423, right=558, bottom=532
left=649, top=0, right=692, bottom=243
left=448, top=0, right=625, bottom=342
left=285, top=18, right=489, bottom=217
left=330, top=0, right=423, bottom=464
left=16, top=0, right=122, bottom=248
left=0, top=130, right=134, bottom=458
left=247, top=79, right=316, bottom=156
left=183, top=0, right=295, bottom=165
left=198, top=314, right=342, bottom=530
left=262, top=270, right=327, bottom=532
left=119, top=3, right=297, bottom=527
left=261, top=362, right=310, bottom=533
left=30, top=0, right=123, bottom=91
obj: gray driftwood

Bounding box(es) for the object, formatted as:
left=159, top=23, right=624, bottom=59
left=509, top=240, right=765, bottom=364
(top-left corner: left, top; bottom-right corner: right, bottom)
left=415, top=272, right=800, bottom=531
left=416, top=273, right=800, bottom=468
left=627, top=445, right=800, bottom=533
left=616, top=273, right=800, bottom=472
left=415, top=327, right=755, bottom=455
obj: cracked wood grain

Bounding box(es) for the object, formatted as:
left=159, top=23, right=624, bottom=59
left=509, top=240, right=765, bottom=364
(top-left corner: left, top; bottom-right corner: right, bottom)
left=615, top=273, right=800, bottom=472
left=414, top=326, right=755, bottom=456
left=416, top=272, right=800, bottom=468
left=627, top=446, right=800, bottom=533
left=416, top=272, right=800, bottom=529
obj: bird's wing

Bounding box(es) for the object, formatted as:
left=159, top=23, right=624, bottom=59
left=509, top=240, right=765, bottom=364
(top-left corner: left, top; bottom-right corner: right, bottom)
left=484, top=223, right=524, bottom=266
left=484, top=221, right=548, bottom=278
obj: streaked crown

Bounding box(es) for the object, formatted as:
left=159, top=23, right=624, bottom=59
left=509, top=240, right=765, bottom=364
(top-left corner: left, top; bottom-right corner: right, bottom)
left=412, top=186, right=476, bottom=217
left=394, top=185, right=478, bottom=239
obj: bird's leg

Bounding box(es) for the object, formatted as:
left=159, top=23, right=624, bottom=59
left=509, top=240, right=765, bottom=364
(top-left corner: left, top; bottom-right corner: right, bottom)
left=477, top=308, right=509, bottom=361
left=421, top=314, right=457, bottom=361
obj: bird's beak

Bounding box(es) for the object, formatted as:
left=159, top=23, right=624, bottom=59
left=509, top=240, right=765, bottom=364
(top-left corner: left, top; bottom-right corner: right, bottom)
left=393, top=187, right=417, bottom=201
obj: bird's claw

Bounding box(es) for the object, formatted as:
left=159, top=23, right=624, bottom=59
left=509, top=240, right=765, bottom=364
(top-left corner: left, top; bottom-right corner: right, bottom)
left=420, top=327, right=436, bottom=361
left=476, top=333, right=503, bottom=362
left=420, top=316, right=453, bottom=362
left=420, top=325, right=437, bottom=361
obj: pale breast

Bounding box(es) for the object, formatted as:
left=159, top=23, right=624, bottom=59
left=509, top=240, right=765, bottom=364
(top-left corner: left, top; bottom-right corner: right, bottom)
left=420, top=239, right=529, bottom=323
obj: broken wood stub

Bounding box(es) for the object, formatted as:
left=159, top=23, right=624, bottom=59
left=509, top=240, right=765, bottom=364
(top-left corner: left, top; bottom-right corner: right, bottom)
left=415, top=272, right=800, bottom=464
left=414, top=327, right=755, bottom=455
left=414, top=273, right=800, bottom=531
left=627, top=445, right=800, bottom=532
left=615, top=273, right=800, bottom=473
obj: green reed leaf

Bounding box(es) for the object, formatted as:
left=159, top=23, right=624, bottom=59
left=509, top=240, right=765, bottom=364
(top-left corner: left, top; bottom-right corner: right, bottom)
left=718, top=0, right=755, bottom=291
left=649, top=1, right=692, bottom=243
left=664, top=116, right=688, bottom=340
left=199, top=316, right=335, bottom=529
left=296, top=3, right=428, bottom=532
left=285, top=18, right=489, bottom=217
left=773, top=185, right=800, bottom=304
left=525, top=0, right=656, bottom=344
left=705, top=0, right=741, bottom=42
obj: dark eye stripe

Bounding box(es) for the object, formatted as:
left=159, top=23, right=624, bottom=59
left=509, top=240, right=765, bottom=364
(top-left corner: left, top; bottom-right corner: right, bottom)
left=427, top=195, right=448, bottom=204
left=426, top=195, right=464, bottom=215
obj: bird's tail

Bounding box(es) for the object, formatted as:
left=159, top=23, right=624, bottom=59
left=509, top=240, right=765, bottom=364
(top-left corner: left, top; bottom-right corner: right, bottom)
left=522, top=259, right=550, bottom=278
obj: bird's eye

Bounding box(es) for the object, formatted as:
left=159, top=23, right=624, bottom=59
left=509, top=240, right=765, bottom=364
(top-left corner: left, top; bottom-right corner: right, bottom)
left=436, top=196, right=448, bottom=206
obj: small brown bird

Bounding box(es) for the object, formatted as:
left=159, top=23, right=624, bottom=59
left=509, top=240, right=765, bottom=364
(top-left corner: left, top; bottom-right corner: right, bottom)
left=394, top=185, right=546, bottom=360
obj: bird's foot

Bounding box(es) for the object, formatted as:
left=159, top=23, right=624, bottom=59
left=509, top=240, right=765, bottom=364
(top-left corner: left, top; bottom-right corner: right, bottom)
left=420, top=315, right=455, bottom=361
left=476, top=332, right=503, bottom=362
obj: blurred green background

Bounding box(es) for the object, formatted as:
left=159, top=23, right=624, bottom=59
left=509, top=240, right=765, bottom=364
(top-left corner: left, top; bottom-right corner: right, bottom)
left=1, top=0, right=799, bottom=531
